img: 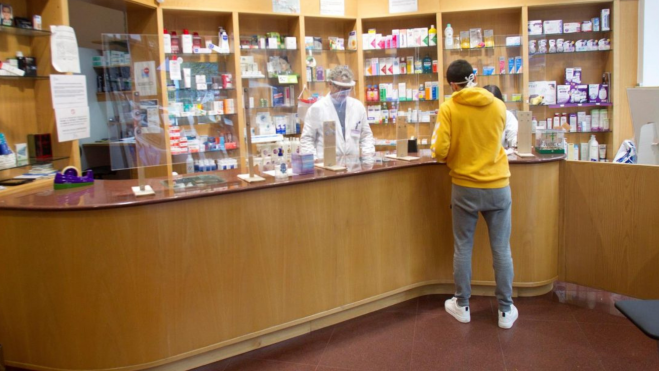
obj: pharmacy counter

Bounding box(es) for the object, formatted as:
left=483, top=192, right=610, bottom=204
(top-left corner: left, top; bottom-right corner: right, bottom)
left=0, top=154, right=562, bottom=371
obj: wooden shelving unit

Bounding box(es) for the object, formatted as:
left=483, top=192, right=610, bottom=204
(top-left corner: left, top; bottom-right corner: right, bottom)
left=0, top=0, right=80, bottom=196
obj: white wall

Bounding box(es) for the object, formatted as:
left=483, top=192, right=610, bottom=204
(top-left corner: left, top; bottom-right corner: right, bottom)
left=638, top=0, right=659, bottom=87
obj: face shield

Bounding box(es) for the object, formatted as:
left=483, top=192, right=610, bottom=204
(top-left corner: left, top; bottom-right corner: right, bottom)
left=329, top=79, right=355, bottom=109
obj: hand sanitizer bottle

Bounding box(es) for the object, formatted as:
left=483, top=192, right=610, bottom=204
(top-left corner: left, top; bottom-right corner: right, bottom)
left=588, top=135, right=599, bottom=162
left=444, top=24, right=454, bottom=49
left=219, top=27, right=230, bottom=53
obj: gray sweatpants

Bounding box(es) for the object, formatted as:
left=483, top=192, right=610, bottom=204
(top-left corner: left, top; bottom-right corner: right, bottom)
left=451, top=184, right=514, bottom=312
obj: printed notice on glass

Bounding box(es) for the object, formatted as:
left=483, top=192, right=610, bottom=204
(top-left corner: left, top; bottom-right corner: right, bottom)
left=50, top=25, right=81, bottom=73
left=169, top=57, right=182, bottom=81
left=272, top=0, right=300, bottom=13
left=320, top=0, right=344, bottom=16
left=389, top=0, right=417, bottom=14
left=50, top=75, right=88, bottom=109
left=134, top=61, right=157, bottom=96
left=55, top=107, right=90, bottom=142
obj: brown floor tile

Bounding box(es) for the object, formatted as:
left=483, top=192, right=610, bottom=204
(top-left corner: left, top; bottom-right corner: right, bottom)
left=571, top=305, right=630, bottom=325
left=249, top=326, right=334, bottom=366
left=580, top=322, right=659, bottom=371
left=190, top=357, right=233, bottom=371
left=499, top=319, right=603, bottom=370
left=381, top=297, right=419, bottom=314
left=411, top=309, right=505, bottom=371
left=498, top=296, right=577, bottom=322
left=318, top=310, right=417, bottom=371
left=224, top=358, right=316, bottom=371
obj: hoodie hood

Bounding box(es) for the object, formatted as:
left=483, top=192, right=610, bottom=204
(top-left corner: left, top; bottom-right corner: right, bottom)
left=451, top=87, right=494, bottom=107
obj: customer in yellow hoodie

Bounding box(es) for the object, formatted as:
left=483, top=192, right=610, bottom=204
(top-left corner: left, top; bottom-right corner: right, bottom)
left=432, top=60, right=518, bottom=329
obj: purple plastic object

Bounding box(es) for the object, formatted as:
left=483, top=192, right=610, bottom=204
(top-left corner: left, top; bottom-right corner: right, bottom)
left=54, top=168, right=94, bottom=189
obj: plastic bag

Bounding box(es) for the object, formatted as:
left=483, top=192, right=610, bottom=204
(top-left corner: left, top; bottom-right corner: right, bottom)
left=613, top=139, right=637, bottom=164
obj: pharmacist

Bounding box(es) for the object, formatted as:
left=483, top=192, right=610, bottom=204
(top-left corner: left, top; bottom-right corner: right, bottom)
left=300, top=66, right=375, bottom=159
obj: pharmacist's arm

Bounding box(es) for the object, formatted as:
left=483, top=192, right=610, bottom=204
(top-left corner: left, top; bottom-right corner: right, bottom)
left=300, top=107, right=320, bottom=158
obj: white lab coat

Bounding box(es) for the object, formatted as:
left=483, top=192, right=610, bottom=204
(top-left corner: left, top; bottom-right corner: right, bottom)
left=300, top=95, right=375, bottom=159
left=503, top=110, right=519, bottom=148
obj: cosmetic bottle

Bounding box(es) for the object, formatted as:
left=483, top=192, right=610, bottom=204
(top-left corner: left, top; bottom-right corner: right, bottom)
left=219, top=27, right=230, bottom=53
left=163, top=29, right=171, bottom=54
left=15, top=51, right=26, bottom=72
left=588, top=135, right=599, bottom=162
left=170, top=31, right=180, bottom=54
left=422, top=54, right=432, bottom=74
left=192, top=32, right=202, bottom=50
left=276, top=148, right=288, bottom=179
left=444, top=24, right=454, bottom=49
left=429, top=25, right=437, bottom=46
left=182, top=29, right=193, bottom=54
left=186, top=154, right=194, bottom=174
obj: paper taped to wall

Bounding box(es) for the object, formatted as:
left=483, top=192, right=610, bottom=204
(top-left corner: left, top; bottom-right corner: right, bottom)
left=50, top=26, right=81, bottom=73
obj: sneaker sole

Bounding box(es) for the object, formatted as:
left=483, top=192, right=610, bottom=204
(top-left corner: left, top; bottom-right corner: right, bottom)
left=445, top=306, right=471, bottom=323
left=498, top=321, right=515, bottom=329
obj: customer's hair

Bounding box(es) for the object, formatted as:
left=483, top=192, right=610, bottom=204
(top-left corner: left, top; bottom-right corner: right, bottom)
left=446, top=60, right=474, bottom=84
left=483, top=85, right=504, bottom=102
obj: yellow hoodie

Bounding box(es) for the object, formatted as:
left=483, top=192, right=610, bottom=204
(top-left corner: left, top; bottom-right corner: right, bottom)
left=431, top=87, right=510, bottom=189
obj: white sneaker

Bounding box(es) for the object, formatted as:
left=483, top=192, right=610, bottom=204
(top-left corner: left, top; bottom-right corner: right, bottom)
left=445, top=297, right=471, bottom=323
left=498, top=304, right=519, bottom=329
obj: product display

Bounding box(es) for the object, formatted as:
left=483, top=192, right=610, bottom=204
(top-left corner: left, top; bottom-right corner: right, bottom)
left=362, top=25, right=434, bottom=50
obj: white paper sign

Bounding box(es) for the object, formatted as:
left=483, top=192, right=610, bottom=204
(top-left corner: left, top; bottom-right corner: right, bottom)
left=273, top=0, right=300, bottom=13
left=389, top=0, right=417, bottom=14
left=134, top=61, right=157, bottom=97
left=50, top=26, right=81, bottom=73
left=320, top=0, right=345, bottom=16
left=169, top=57, right=182, bottom=81
left=50, top=75, right=88, bottom=109
left=55, top=106, right=90, bottom=142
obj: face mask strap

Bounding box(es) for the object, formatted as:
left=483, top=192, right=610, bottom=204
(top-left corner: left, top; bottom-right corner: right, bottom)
left=451, top=73, right=477, bottom=89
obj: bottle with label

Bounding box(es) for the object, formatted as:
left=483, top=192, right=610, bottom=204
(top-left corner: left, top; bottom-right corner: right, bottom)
left=186, top=154, right=194, bottom=174
left=531, top=116, right=537, bottom=134
left=276, top=147, right=289, bottom=179
left=560, top=113, right=567, bottom=128
left=418, top=84, right=425, bottom=100
left=381, top=102, right=389, bottom=124
left=422, top=54, right=432, bottom=74
left=444, top=24, right=454, bottom=49
left=218, top=27, right=230, bottom=53
left=163, top=29, right=172, bottom=54
left=429, top=25, right=437, bottom=46
left=15, top=51, right=26, bottom=72
left=181, top=29, right=193, bottom=54
left=171, top=31, right=180, bottom=54
left=588, top=135, right=599, bottom=162
left=414, top=58, right=422, bottom=74
left=192, top=32, right=202, bottom=50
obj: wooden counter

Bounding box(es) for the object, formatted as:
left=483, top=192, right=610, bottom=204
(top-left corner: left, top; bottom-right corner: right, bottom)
left=0, top=155, right=562, bottom=370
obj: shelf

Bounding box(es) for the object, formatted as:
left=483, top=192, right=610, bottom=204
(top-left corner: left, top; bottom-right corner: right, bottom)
left=365, top=72, right=438, bottom=78
left=166, top=52, right=233, bottom=57
left=0, top=156, right=69, bottom=172
left=363, top=46, right=438, bottom=53
left=530, top=49, right=612, bottom=57
left=441, top=73, right=523, bottom=78
left=0, top=75, right=49, bottom=80
left=171, top=147, right=239, bottom=156
left=529, top=30, right=612, bottom=39
left=0, top=25, right=51, bottom=37
left=305, top=49, right=357, bottom=53
left=562, top=130, right=612, bottom=134
left=367, top=100, right=439, bottom=104
left=245, top=106, right=296, bottom=110
left=240, top=48, right=298, bottom=53
left=443, top=45, right=522, bottom=51
left=168, top=88, right=237, bottom=92
left=531, top=103, right=612, bottom=109
left=251, top=134, right=284, bottom=144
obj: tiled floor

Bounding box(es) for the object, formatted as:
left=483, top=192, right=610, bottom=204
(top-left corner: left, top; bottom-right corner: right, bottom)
left=193, top=283, right=659, bottom=371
